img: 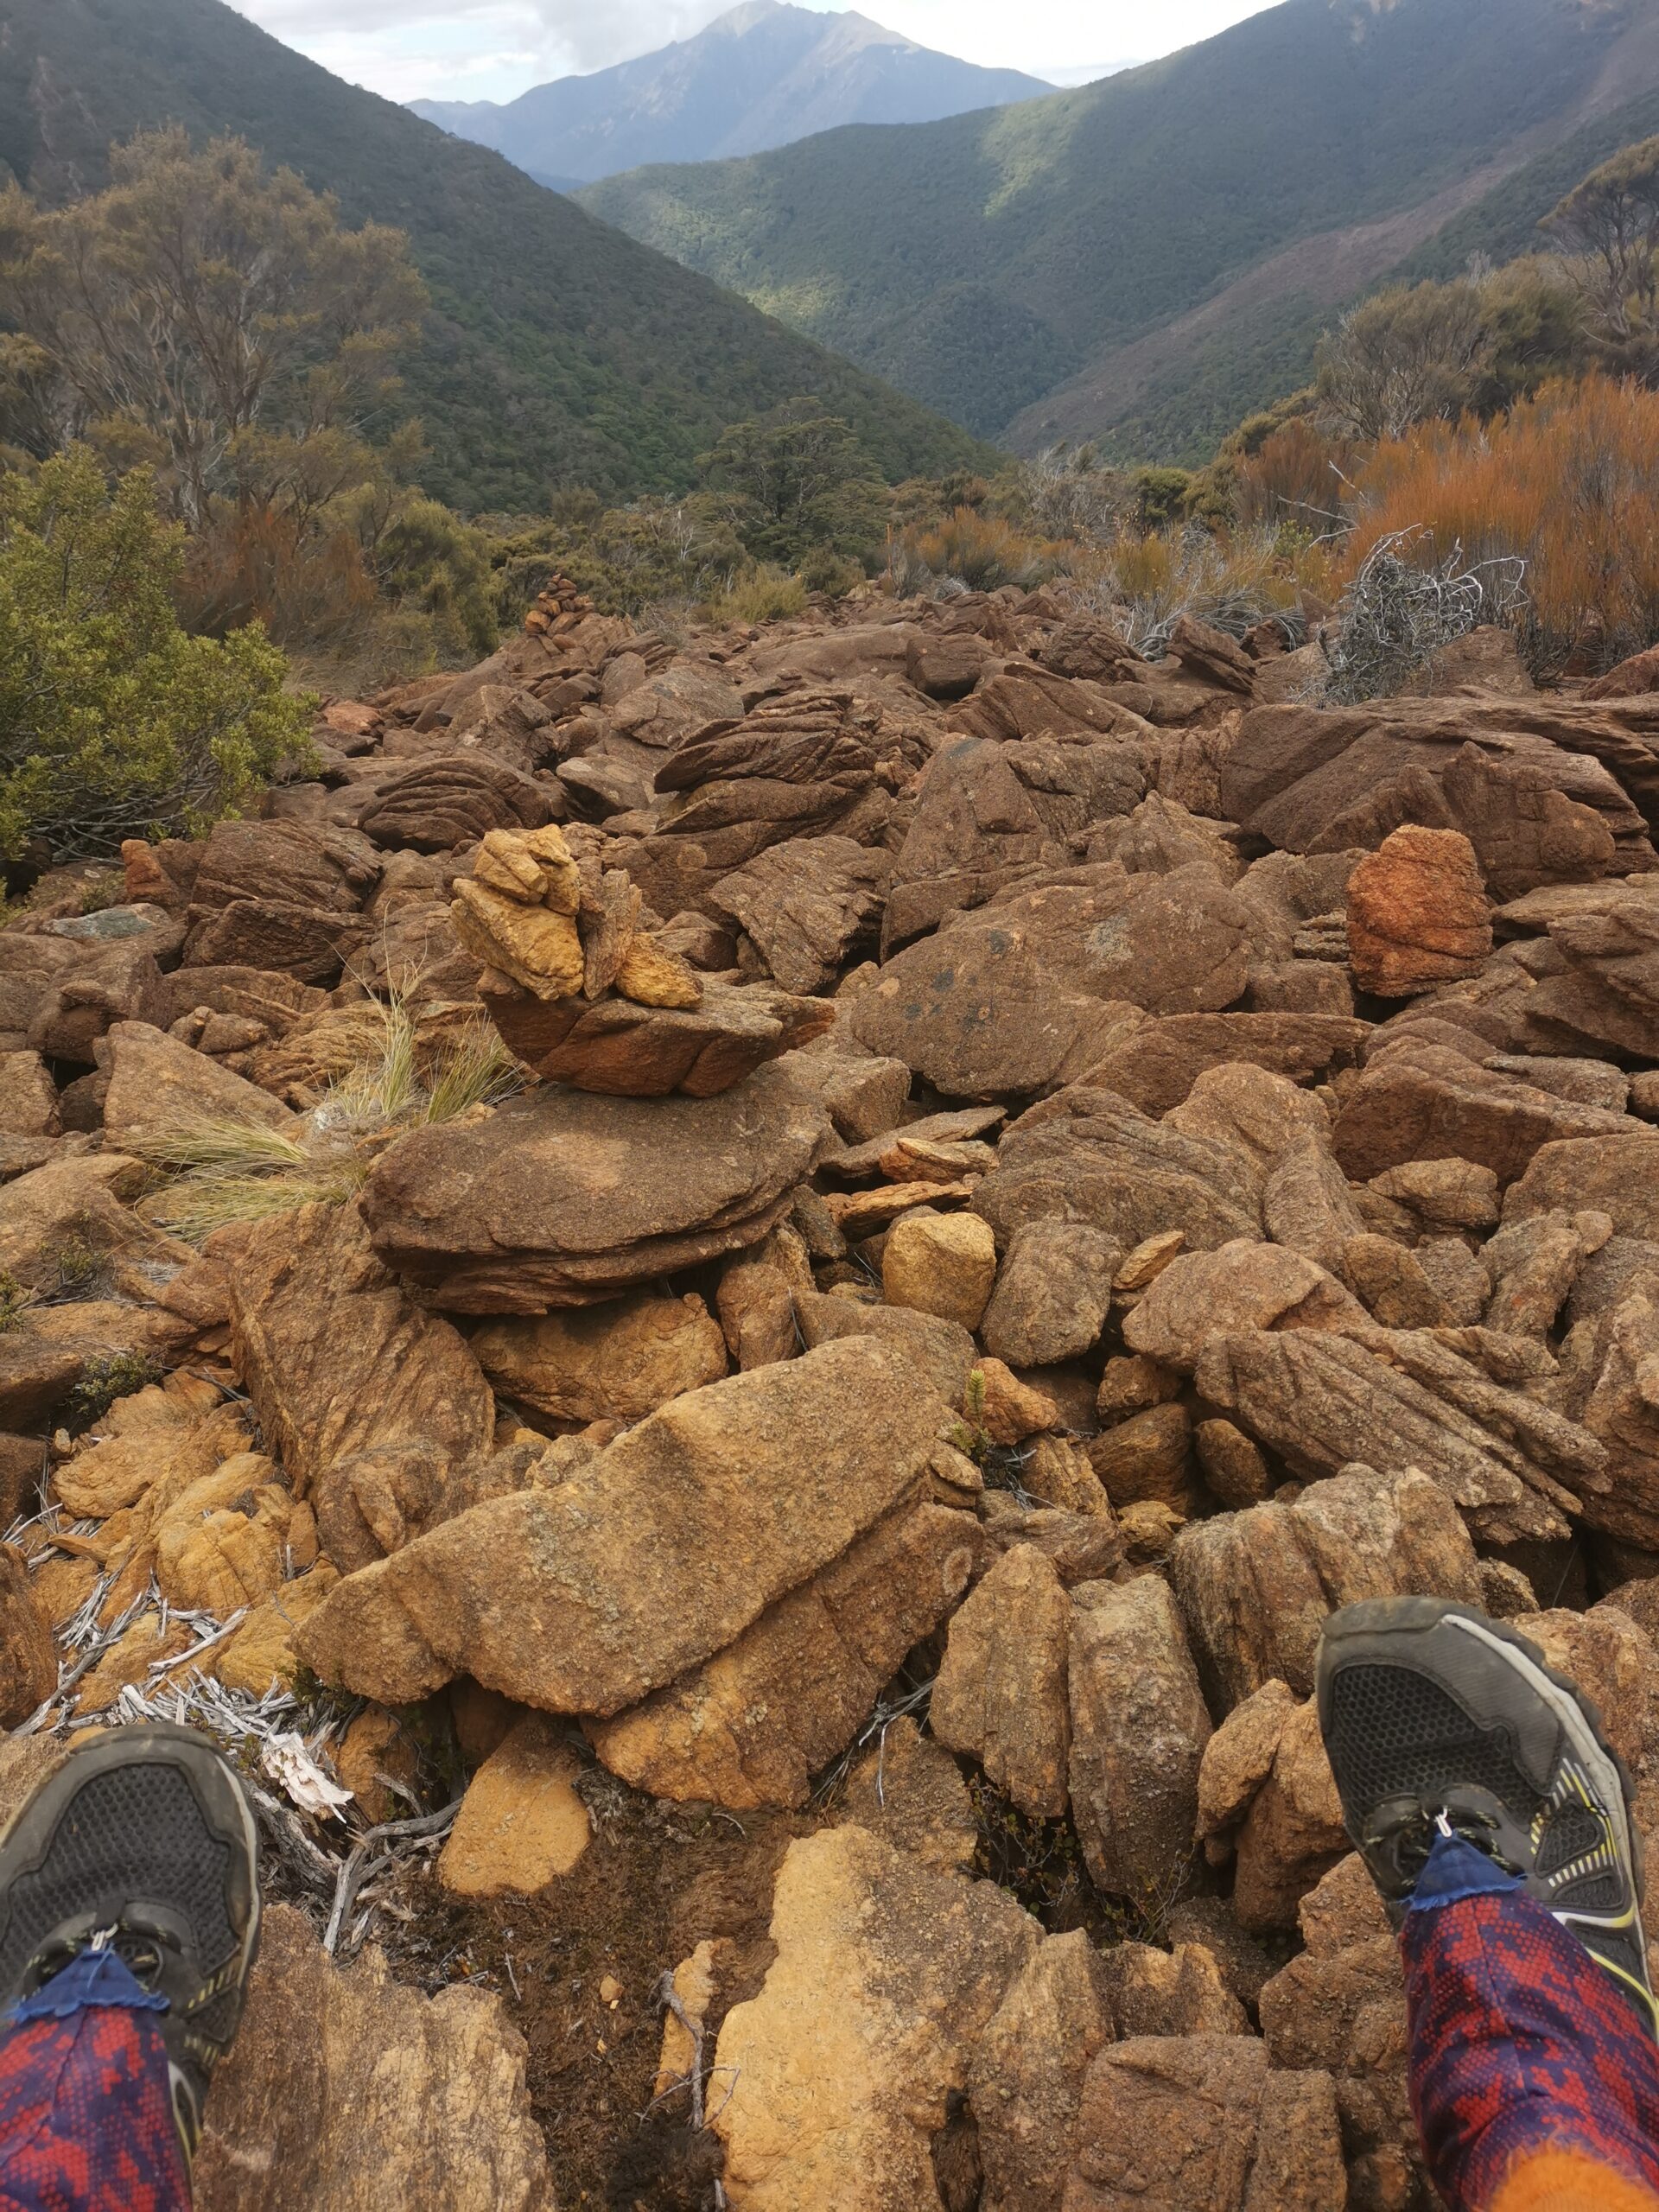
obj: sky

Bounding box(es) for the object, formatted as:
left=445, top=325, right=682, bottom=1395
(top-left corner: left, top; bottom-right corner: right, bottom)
left=229, top=0, right=1278, bottom=105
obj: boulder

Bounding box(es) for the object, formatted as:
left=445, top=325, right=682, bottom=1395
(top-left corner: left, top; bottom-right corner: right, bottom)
left=1123, top=1240, right=1366, bottom=1370
left=1258, top=1857, right=1417, bottom=2210
left=359, top=1062, right=833, bottom=1310
left=588, top=1502, right=980, bottom=1809
left=484, top=973, right=835, bottom=1097
left=1200, top=1692, right=1348, bottom=1933
left=981, top=1221, right=1119, bottom=1367
left=98, top=1021, right=297, bottom=1152
left=469, top=1291, right=728, bottom=1425
left=227, top=1205, right=494, bottom=1503
left=931, top=1545, right=1071, bottom=1818
left=356, top=753, right=554, bottom=851
left=1088, top=1402, right=1192, bottom=1510
left=882, top=1209, right=998, bottom=1331
left=972, top=1087, right=1262, bottom=1260
left=0, top=1153, right=176, bottom=1294
left=1220, top=696, right=1658, bottom=875
left=436, top=1714, right=590, bottom=1897
left=297, top=1339, right=954, bottom=1716
left=1171, top=1463, right=1484, bottom=1708
left=1344, top=825, right=1491, bottom=996
left=1067, top=1574, right=1211, bottom=1904
left=707, top=836, right=892, bottom=995
left=1504, top=1132, right=1659, bottom=1242
left=193, top=1907, right=550, bottom=2212
left=882, top=733, right=1146, bottom=952
left=712, top=1826, right=1039, bottom=2212
left=1063, top=2037, right=1347, bottom=2212
left=1194, top=1328, right=1594, bottom=1546
left=0, top=1052, right=58, bottom=1138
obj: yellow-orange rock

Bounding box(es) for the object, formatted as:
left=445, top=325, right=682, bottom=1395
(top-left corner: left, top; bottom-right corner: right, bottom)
left=438, top=1714, right=590, bottom=1897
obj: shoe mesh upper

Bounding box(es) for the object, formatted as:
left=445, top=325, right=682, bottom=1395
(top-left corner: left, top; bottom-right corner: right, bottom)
left=0, top=1766, right=236, bottom=1992
left=1325, top=1662, right=1547, bottom=1821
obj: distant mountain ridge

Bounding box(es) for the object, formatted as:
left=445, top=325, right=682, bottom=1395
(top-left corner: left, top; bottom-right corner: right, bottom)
left=411, top=2, right=1048, bottom=185
left=579, top=0, right=1659, bottom=459
left=0, top=0, right=993, bottom=512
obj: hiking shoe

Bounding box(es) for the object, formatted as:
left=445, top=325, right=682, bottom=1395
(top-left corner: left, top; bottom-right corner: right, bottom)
left=1317, top=1595, right=1659, bottom=2037
left=0, top=1724, right=262, bottom=2158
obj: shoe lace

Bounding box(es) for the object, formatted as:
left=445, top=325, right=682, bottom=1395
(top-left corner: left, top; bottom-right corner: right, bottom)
left=1383, top=1804, right=1520, bottom=1882
left=29, top=1923, right=175, bottom=1994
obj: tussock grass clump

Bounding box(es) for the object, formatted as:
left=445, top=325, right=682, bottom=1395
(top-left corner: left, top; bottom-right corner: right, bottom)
left=137, top=995, right=523, bottom=1243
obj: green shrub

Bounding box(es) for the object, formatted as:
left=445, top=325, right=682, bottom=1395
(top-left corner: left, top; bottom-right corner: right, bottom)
left=0, top=449, right=312, bottom=861
left=798, top=545, right=865, bottom=599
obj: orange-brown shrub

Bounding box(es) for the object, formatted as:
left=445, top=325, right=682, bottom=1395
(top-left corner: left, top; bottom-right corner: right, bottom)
left=178, top=502, right=378, bottom=646
left=1342, top=376, right=1659, bottom=670
left=891, top=506, right=1065, bottom=594
left=1235, top=420, right=1356, bottom=531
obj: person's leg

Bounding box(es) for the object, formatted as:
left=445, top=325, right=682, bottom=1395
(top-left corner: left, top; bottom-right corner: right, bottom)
left=0, top=1727, right=262, bottom=2212
left=1318, top=1598, right=1659, bottom=2212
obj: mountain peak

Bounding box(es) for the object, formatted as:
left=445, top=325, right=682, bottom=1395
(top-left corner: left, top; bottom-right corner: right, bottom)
left=410, top=4, right=1048, bottom=184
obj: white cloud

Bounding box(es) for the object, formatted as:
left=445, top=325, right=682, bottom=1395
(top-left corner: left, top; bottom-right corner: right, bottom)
left=230, top=0, right=1274, bottom=102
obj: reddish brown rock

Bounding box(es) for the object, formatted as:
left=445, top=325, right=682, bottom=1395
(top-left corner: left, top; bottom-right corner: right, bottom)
left=1345, top=825, right=1491, bottom=997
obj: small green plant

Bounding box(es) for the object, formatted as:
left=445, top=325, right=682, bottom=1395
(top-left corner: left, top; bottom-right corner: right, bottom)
left=46, top=1233, right=106, bottom=1302
left=68, top=1352, right=164, bottom=1430
left=0, top=1271, right=37, bottom=1332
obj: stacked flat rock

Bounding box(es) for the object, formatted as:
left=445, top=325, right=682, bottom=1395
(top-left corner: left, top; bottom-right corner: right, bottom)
left=453, top=823, right=835, bottom=1095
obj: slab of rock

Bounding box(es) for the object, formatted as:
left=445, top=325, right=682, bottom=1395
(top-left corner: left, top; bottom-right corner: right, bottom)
left=0, top=1549, right=55, bottom=1727
left=707, top=836, right=892, bottom=995
left=1345, top=825, right=1491, bottom=996
left=1080, top=1012, right=1369, bottom=1116
left=469, top=1291, right=728, bottom=1425
left=298, top=1339, right=953, bottom=1716
left=193, top=1906, right=550, bottom=2212
left=1332, top=1040, right=1639, bottom=1186
left=981, top=1220, right=1119, bottom=1367
left=98, top=1020, right=297, bottom=1153
left=0, top=1052, right=58, bottom=1138
left=712, top=1826, right=1039, bottom=2212
left=931, top=1544, right=1071, bottom=1818
left=1504, top=1132, right=1659, bottom=1242
left=840, top=1715, right=979, bottom=1875
left=359, top=1062, right=833, bottom=1310
left=484, top=973, right=834, bottom=1097
left=883, top=1208, right=997, bottom=1331
left=1067, top=1574, right=1211, bottom=1904
left=437, top=1714, right=589, bottom=1897
left=356, top=753, right=554, bottom=850
left=972, top=1087, right=1262, bottom=1260
left=0, top=1153, right=175, bottom=1294
left=1063, top=2036, right=1346, bottom=2212
left=588, top=1502, right=980, bottom=1808
left=1193, top=1328, right=1591, bottom=1547
left=1172, top=1462, right=1483, bottom=1708
left=227, top=1205, right=494, bottom=1503
left=1221, top=696, right=1658, bottom=874
left=1124, top=1239, right=1366, bottom=1370
left=969, top=1932, right=1116, bottom=2212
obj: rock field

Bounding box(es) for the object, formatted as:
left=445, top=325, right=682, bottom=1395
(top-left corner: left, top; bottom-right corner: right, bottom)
left=9, top=578, right=1659, bottom=2206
